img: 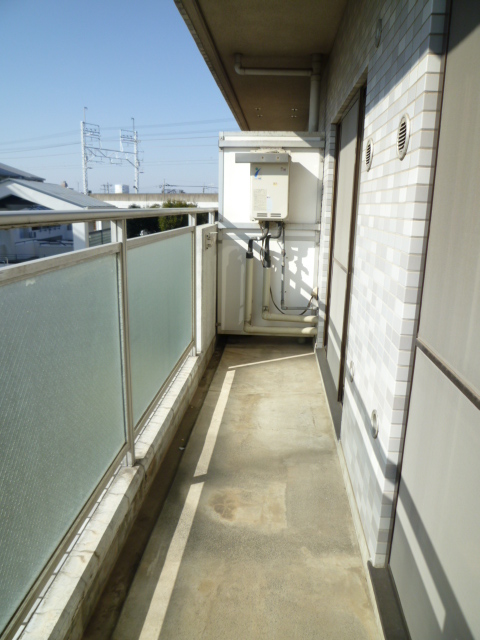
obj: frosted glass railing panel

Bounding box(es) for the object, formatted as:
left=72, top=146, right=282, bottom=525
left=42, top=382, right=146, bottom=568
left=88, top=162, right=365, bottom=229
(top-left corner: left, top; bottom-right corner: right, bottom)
left=128, top=231, right=193, bottom=425
left=0, top=255, right=126, bottom=634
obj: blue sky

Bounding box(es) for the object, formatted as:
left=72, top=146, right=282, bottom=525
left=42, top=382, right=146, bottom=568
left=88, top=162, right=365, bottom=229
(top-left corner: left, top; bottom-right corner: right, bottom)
left=0, top=0, right=238, bottom=193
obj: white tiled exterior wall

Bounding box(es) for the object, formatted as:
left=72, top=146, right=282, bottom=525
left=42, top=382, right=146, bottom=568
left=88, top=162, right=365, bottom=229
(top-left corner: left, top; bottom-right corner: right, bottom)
left=316, top=0, right=448, bottom=565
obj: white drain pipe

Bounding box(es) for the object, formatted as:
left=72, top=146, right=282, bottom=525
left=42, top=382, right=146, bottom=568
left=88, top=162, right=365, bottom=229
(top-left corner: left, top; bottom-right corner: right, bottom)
left=243, top=255, right=317, bottom=337
left=308, top=54, right=322, bottom=133
left=234, top=53, right=322, bottom=132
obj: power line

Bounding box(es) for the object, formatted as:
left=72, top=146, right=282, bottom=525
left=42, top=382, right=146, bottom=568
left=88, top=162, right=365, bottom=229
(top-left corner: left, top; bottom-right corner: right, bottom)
left=0, top=129, right=79, bottom=147
left=0, top=151, right=80, bottom=160
left=0, top=118, right=236, bottom=147
left=14, top=158, right=218, bottom=170
left=99, top=132, right=219, bottom=143
left=0, top=144, right=217, bottom=166
left=0, top=142, right=218, bottom=163
left=124, top=129, right=221, bottom=139
left=102, top=117, right=235, bottom=131
left=0, top=134, right=220, bottom=155
left=1, top=141, right=80, bottom=154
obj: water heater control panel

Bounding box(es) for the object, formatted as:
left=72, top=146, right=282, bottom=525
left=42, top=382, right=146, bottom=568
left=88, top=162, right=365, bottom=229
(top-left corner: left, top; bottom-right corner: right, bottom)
left=235, top=152, right=290, bottom=221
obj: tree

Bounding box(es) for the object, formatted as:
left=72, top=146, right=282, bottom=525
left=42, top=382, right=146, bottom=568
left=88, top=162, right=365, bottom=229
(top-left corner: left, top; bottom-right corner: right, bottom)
left=158, top=199, right=198, bottom=232
left=126, top=204, right=159, bottom=238
left=125, top=199, right=207, bottom=237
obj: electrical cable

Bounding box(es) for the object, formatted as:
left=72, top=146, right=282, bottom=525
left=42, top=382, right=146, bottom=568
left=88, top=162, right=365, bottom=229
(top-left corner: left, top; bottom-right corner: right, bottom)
left=102, top=117, right=236, bottom=131
left=270, top=288, right=314, bottom=316
left=299, top=295, right=315, bottom=315
left=1, top=133, right=220, bottom=156
left=270, top=288, right=286, bottom=314
left=0, top=118, right=236, bottom=147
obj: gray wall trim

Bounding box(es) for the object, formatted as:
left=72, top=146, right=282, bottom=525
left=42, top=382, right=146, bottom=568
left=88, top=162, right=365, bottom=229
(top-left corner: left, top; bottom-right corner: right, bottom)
left=333, top=256, right=347, bottom=273
left=416, top=338, right=480, bottom=411
left=368, top=563, right=411, bottom=640
left=316, top=347, right=342, bottom=438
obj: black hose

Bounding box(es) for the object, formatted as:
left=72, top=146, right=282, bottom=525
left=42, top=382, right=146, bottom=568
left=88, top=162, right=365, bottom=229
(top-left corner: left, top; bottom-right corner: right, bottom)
left=264, top=235, right=272, bottom=267
left=247, top=222, right=269, bottom=256
left=262, top=222, right=282, bottom=267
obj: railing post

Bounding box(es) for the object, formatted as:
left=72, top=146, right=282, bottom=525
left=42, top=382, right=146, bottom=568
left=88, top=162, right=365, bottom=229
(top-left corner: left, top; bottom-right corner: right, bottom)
left=192, top=224, right=198, bottom=356
left=115, top=219, right=136, bottom=466
left=188, top=212, right=197, bottom=354
left=187, top=211, right=197, bottom=228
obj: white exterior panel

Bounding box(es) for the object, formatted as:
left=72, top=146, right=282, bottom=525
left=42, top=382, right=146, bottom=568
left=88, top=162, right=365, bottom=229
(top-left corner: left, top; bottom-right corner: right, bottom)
left=218, top=132, right=323, bottom=334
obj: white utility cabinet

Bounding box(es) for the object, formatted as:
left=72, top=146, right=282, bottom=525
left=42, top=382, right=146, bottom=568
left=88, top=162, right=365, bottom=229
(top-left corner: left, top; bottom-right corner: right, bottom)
left=218, top=131, right=324, bottom=334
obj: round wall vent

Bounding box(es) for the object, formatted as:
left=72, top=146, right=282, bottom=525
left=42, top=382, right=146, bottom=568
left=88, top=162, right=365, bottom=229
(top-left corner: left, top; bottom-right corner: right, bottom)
left=365, top=138, right=374, bottom=171
left=370, top=410, right=379, bottom=439
left=397, top=114, right=410, bottom=160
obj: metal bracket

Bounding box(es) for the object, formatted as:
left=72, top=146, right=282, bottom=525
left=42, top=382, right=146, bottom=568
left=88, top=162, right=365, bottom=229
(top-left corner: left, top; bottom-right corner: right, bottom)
left=205, top=231, right=218, bottom=250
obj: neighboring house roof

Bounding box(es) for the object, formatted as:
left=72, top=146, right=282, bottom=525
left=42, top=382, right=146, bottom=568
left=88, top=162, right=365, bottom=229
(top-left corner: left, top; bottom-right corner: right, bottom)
left=0, top=162, right=44, bottom=182
left=0, top=179, right=113, bottom=210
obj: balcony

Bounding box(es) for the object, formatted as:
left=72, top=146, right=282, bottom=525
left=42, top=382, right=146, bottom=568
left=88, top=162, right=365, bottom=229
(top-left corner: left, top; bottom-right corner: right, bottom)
left=0, top=207, right=380, bottom=639
left=2, top=0, right=479, bottom=637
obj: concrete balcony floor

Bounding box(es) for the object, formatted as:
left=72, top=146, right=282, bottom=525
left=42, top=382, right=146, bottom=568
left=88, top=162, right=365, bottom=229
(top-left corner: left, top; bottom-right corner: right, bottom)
left=86, top=338, right=380, bottom=640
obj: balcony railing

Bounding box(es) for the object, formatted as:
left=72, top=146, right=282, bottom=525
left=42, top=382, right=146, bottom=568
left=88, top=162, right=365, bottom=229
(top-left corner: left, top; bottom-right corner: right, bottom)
left=0, top=207, right=217, bottom=639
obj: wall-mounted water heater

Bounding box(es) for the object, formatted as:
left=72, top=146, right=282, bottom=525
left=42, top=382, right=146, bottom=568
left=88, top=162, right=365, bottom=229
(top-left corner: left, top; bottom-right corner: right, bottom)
left=235, top=152, right=290, bottom=221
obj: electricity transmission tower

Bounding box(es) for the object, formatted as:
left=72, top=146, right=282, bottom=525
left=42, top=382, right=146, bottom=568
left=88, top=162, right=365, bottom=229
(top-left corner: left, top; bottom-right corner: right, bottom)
left=120, top=118, right=141, bottom=193
left=81, top=109, right=142, bottom=194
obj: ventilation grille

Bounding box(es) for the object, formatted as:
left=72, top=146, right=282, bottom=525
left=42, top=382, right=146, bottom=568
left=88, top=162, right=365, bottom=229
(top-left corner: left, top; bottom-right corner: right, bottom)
left=254, top=212, right=283, bottom=220
left=365, top=138, right=373, bottom=171
left=397, top=115, right=410, bottom=160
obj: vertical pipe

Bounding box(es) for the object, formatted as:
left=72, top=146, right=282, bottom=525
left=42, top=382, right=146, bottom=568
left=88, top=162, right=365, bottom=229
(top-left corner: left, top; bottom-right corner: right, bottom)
left=117, top=219, right=135, bottom=465
left=262, top=266, right=271, bottom=311
left=245, top=253, right=254, bottom=324
left=308, top=54, right=322, bottom=133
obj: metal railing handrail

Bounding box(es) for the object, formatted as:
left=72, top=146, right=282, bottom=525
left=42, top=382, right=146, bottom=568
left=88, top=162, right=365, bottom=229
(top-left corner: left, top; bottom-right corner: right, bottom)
left=0, top=208, right=217, bottom=640
left=0, top=206, right=218, bottom=229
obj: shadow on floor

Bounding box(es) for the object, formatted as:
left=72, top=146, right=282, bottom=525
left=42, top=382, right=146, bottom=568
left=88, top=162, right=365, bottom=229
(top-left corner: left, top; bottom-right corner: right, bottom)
left=84, top=337, right=381, bottom=640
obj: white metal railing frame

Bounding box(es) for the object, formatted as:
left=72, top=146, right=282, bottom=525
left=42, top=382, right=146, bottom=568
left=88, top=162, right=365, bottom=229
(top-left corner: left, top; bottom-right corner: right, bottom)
left=0, top=206, right=217, bottom=640
left=125, top=225, right=197, bottom=438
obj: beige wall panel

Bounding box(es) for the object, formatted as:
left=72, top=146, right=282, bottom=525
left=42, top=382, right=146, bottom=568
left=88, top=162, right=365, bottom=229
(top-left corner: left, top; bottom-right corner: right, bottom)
left=418, top=1, right=480, bottom=395
left=390, top=350, right=480, bottom=639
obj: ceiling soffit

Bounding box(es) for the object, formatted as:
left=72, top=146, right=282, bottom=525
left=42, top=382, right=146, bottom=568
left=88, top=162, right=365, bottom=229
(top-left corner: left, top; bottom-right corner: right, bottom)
left=175, top=0, right=347, bottom=131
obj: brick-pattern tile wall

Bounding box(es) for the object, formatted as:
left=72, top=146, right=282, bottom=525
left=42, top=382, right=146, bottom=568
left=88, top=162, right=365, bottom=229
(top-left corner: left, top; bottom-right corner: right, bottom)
left=317, top=0, right=448, bottom=565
